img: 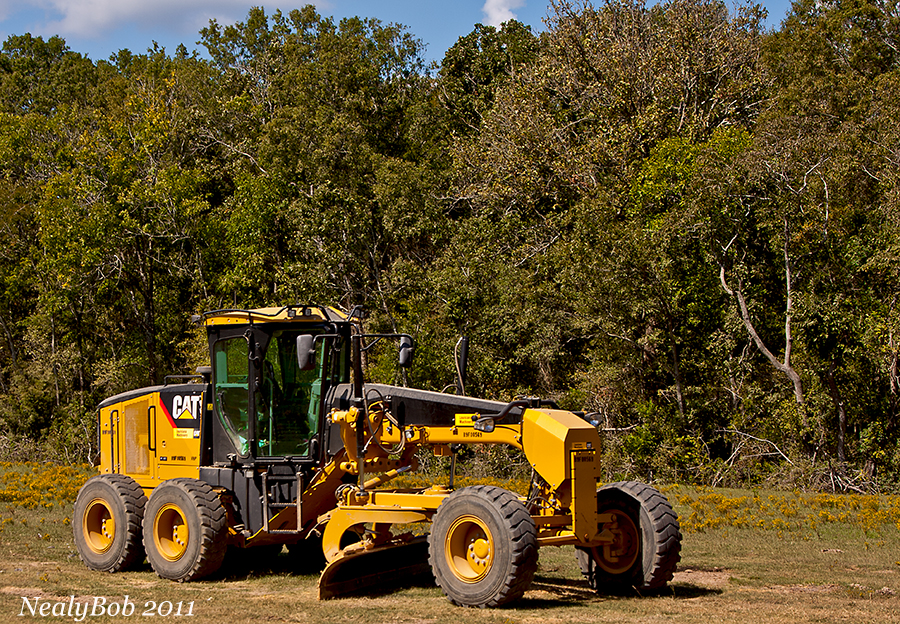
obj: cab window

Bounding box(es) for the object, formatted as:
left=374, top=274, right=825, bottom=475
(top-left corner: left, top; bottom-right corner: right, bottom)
left=213, top=336, right=250, bottom=455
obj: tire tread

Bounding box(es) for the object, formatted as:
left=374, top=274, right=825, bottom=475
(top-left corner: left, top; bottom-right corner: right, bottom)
left=577, top=481, right=682, bottom=592
left=74, top=474, right=147, bottom=572
left=429, top=485, right=538, bottom=608
left=143, top=478, right=227, bottom=581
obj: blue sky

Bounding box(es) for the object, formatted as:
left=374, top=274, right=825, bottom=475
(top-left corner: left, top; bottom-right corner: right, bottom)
left=0, top=0, right=795, bottom=65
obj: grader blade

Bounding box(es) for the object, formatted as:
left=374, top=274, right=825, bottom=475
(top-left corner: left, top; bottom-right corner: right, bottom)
left=317, top=537, right=432, bottom=600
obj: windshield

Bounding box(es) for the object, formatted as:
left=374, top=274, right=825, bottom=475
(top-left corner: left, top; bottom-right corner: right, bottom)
left=255, top=330, right=325, bottom=457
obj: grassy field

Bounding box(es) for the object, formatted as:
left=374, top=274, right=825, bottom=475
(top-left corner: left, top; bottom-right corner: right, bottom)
left=1, top=463, right=899, bottom=623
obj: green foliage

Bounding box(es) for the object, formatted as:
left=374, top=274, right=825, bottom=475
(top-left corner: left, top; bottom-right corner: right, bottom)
left=438, top=20, right=539, bottom=135
left=0, top=1, right=897, bottom=487
left=0, top=34, right=96, bottom=115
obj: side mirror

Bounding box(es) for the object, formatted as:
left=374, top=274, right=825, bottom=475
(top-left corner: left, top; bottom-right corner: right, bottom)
left=398, top=335, right=414, bottom=369
left=296, top=335, right=316, bottom=371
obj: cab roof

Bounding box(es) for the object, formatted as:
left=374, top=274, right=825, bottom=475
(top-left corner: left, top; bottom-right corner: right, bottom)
left=193, top=305, right=348, bottom=327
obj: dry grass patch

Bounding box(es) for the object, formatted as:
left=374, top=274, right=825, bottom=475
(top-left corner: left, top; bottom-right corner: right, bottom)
left=1, top=464, right=899, bottom=622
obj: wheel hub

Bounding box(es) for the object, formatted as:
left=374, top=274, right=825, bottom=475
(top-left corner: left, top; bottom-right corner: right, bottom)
left=597, top=510, right=640, bottom=574
left=154, top=503, right=189, bottom=562
left=83, top=499, right=115, bottom=554
left=445, top=515, right=494, bottom=582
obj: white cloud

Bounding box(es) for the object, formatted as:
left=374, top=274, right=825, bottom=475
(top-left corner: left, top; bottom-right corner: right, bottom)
left=38, top=0, right=253, bottom=38
left=481, top=0, right=526, bottom=27
left=10, top=0, right=328, bottom=40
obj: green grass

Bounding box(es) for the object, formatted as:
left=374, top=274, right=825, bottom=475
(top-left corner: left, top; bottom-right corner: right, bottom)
left=1, top=464, right=899, bottom=623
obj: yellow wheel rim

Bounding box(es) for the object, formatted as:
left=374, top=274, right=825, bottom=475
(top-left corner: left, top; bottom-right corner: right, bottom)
left=83, top=498, right=115, bottom=554
left=597, top=509, right=640, bottom=575
left=444, top=515, right=493, bottom=583
left=154, top=503, right=189, bottom=562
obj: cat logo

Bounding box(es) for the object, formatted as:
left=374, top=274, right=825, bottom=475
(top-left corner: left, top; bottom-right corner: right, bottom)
left=173, top=395, right=203, bottom=420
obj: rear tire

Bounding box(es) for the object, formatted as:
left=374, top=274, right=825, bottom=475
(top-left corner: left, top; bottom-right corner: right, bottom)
left=575, top=481, right=681, bottom=593
left=143, top=478, right=227, bottom=581
left=429, top=485, right=538, bottom=608
left=73, top=474, right=147, bottom=572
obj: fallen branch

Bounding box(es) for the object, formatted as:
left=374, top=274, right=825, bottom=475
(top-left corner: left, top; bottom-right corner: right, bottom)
left=600, top=424, right=640, bottom=433
left=717, top=429, right=795, bottom=466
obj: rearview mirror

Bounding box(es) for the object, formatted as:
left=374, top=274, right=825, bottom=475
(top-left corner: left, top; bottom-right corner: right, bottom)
left=398, top=335, right=414, bottom=369
left=296, top=335, right=316, bottom=371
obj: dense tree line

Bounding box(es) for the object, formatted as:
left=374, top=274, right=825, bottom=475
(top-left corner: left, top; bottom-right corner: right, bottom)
left=0, top=0, right=897, bottom=489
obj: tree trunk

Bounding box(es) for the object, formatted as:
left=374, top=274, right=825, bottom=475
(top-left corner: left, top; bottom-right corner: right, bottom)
left=889, top=311, right=898, bottom=419
left=824, top=363, right=847, bottom=464
left=0, top=311, right=18, bottom=370
left=719, top=265, right=805, bottom=406
left=717, top=217, right=805, bottom=407
left=668, top=335, right=687, bottom=419
left=50, top=312, right=60, bottom=407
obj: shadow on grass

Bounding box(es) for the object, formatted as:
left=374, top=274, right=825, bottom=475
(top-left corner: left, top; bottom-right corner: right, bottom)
left=666, top=583, right=725, bottom=599
left=212, top=552, right=722, bottom=606
left=214, top=548, right=438, bottom=595
left=516, top=575, right=723, bottom=609
left=216, top=548, right=317, bottom=579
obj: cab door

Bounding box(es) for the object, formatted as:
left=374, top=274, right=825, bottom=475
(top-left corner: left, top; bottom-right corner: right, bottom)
left=210, top=330, right=253, bottom=460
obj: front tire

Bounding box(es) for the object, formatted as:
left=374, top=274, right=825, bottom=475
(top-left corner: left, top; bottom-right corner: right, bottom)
left=429, top=485, right=538, bottom=608
left=73, top=474, right=147, bottom=572
left=575, top=481, right=681, bottom=593
left=143, top=478, right=227, bottom=581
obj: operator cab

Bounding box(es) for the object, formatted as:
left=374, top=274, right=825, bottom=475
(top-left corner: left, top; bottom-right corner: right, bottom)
left=198, top=306, right=351, bottom=467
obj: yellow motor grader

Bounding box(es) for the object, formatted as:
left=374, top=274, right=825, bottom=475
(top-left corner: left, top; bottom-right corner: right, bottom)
left=73, top=305, right=681, bottom=607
